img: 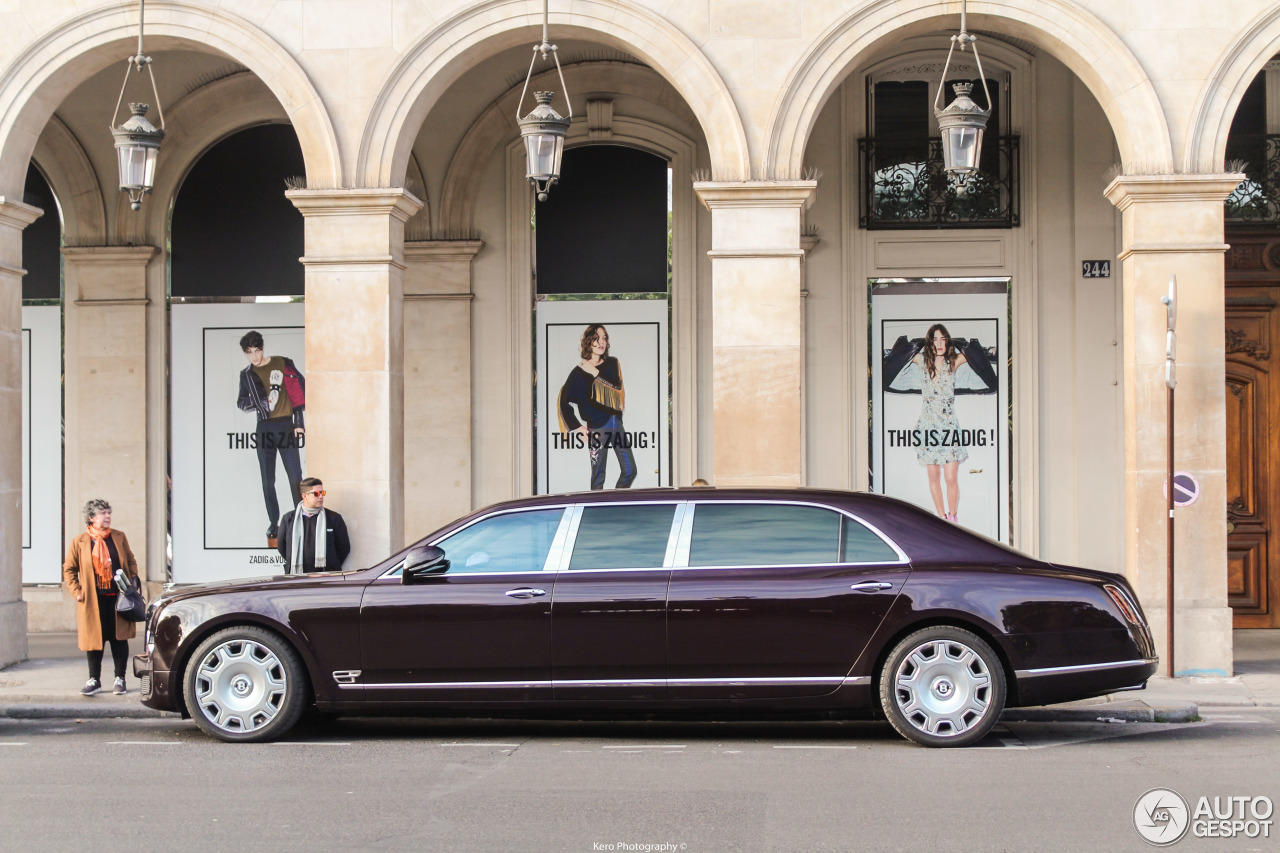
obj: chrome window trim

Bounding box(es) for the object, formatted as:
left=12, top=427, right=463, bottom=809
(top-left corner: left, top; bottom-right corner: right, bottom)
left=557, top=500, right=685, bottom=573
left=378, top=505, right=571, bottom=579
left=1014, top=658, right=1157, bottom=679
left=545, top=506, right=580, bottom=572
left=675, top=500, right=910, bottom=569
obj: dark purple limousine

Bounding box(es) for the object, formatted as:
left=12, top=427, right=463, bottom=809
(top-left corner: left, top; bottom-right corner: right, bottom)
left=135, top=488, right=1157, bottom=746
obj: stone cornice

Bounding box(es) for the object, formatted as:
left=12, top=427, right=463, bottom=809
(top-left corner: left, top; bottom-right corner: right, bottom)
left=1104, top=174, right=1245, bottom=209
left=693, top=181, right=817, bottom=211
left=298, top=254, right=407, bottom=271
left=403, top=240, right=485, bottom=263
left=285, top=188, right=424, bottom=222
left=0, top=197, right=44, bottom=229
left=61, top=245, right=157, bottom=265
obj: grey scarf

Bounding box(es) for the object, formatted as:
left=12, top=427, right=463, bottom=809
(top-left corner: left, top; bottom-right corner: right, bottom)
left=288, top=503, right=327, bottom=573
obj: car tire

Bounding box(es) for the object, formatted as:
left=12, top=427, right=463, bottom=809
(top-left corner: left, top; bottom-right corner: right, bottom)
left=879, top=625, right=1007, bottom=748
left=182, top=625, right=308, bottom=743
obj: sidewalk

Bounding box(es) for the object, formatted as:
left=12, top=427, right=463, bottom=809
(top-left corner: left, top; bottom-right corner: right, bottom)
left=2, top=631, right=1277, bottom=723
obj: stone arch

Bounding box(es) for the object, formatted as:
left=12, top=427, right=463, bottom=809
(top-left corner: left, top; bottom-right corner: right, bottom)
left=0, top=1, right=340, bottom=203
left=438, top=60, right=699, bottom=237
left=766, top=0, right=1172, bottom=179
left=359, top=0, right=747, bottom=188
left=32, top=115, right=106, bottom=245
left=1187, top=6, right=1280, bottom=173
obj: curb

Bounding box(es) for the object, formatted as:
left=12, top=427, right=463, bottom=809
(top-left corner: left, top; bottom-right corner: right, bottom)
left=1001, top=703, right=1199, bottom=724
left=0, top=704, right=179, bottom=720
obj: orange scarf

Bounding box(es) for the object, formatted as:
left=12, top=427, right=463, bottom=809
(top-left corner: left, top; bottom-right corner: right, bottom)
left=86, top=526, right=114, bottom=589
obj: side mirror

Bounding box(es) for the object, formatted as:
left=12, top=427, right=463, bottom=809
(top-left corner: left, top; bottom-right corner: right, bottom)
left=402, top=544, right=450, bottom=584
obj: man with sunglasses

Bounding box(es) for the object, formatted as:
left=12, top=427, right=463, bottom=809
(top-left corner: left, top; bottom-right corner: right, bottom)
left=276, top=477, right=351, bottom=573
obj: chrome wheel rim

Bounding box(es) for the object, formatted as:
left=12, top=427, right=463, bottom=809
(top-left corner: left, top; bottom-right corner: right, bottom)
left=194, top=639, right=287, bottom=734
left=893, top=638, right=992, bottom=738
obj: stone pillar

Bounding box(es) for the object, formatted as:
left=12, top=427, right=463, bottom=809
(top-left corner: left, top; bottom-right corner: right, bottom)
left=0, top=197, right=41, bottom=667
left=1105, top=174, right=1242, bottom=676
left=402, top=240, right=481, bottom=543
left=62, top=247, right=156, bottom=580
left=286, top=188, right=423, bottom=568
left=694, top=181, right=816, bottom=487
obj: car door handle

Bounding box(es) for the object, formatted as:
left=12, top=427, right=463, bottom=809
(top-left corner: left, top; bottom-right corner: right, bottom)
left=505, top=588, right=547, bottom=598
left=849, top=581, right=894, bottom=592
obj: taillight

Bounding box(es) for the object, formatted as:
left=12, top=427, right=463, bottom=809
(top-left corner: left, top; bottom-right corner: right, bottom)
left=1104, top=583, right=1144, bottom=626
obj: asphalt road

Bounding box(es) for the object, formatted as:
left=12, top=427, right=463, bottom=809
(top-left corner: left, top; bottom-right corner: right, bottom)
left=1, top=709, right=1277, bottom=852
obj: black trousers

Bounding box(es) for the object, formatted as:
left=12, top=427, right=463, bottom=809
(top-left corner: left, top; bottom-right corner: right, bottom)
left=256, top=417, right=303, bottom=533
left=87, top=590, right=128, bottom=681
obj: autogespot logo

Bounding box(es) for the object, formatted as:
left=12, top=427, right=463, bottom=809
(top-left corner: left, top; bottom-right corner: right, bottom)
left=1134, top=788, right=1191, bottom=846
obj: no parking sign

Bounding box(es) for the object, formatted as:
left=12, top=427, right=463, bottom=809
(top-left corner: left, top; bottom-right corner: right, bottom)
left=1163, top=472, right=1200, bottom=508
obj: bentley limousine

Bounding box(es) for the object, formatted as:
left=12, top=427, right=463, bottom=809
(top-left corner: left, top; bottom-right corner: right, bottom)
left=135, top=488, right=1157, bottom=747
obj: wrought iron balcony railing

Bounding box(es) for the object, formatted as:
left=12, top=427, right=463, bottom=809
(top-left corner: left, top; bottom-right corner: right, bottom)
left=1225, top=133, right=1280, bottom=225
left=858, top=135, right=1020, bottom=229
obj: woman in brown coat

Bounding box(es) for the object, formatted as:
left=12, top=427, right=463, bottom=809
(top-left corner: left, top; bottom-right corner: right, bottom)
left=63, top=498, right=139, bottom=695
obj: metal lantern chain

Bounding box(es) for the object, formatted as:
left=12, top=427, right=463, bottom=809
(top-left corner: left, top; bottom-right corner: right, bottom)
left=933, top=0, right=993, bottom=180
left=516, top=0, right=573, bottom=202
left=110, top=0, right=166, bottom=211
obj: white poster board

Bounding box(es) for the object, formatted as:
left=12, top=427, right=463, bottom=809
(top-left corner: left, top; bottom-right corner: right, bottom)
left=21, top=305, right=62, bottom=583
left=171, top=302, right=306, bottom=582
left=536, top=299, right=669, bottom=494
left=870, top=279, right=1011, bottom=543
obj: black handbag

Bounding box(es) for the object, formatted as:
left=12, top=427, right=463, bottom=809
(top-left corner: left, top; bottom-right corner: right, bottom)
left=114, top=572, right=147, bottom=622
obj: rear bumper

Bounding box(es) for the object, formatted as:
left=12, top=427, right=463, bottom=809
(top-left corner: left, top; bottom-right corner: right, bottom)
left=1012, top=657, right=1159, bottom=707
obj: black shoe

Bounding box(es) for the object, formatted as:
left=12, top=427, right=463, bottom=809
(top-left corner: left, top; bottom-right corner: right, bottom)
left=81, top=678, right=101, bottom=696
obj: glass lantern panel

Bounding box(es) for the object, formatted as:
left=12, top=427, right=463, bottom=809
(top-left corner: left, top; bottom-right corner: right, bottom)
left=524, top=133, right=565, bottom=181
left=941, top=126, right=984, bottom=173
left=116, top=145, right=159, bottom=190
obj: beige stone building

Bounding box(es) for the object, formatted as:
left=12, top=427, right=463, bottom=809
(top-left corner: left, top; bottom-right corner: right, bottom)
left=2, top=0, right=1279, bottom=675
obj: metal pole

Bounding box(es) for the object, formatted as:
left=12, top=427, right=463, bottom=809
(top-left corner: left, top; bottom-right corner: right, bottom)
left=1167, top=383, right=1175, bottom=678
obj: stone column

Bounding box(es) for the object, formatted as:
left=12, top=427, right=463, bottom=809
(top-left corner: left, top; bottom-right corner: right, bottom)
left=402, top=240, right=481, bottom=543
left=0, top=197, right=41, bottom=667
left=1105, top=174, right=1242, bottom=676
left=694, top=181, right=816, bottom=487
left=286, top=188, right=423, bottom=568
left=62, top=246, right=156, bottom=581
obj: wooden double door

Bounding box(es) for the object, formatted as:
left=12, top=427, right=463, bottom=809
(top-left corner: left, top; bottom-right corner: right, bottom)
left=1226, top=235, right=1280, bottom=628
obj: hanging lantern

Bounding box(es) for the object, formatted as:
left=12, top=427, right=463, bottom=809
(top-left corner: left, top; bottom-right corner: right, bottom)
left=516, top=0, right=573, bottom=202
left=932, top=0, right=993, bottom=178
left=112, top=103, right=164, bottom=211
left=935, top=82, right=990, bottom=176
left=109, top=1, right=165, bottom=211
left=518, top=91, right=571, bottom=202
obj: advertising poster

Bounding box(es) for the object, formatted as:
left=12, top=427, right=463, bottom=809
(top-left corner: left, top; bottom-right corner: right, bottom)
left=21, top=305, right=62, bottom=583
left=870, top=279, right=1011, bottom=543
left=536, top=298, right=669, bottom=494
left=171, top=302, right=305, bottom=582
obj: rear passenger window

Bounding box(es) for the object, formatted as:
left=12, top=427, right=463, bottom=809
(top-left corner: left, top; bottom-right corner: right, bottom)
left=841, top=516, right=899, bottom=563
left=568, top=504, right=677, bottom=570
left=689, top=504, right=842, bottom=566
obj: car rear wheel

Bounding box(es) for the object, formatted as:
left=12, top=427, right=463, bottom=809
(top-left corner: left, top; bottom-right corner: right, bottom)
left=183, top=626, right=307, bottom=743
left=879, top=626, right=1007, bottom=748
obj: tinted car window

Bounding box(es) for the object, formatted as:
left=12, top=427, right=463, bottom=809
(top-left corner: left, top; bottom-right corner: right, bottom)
left=435, top=509, right=564, bottom=574
left=689, top=504, right=842, bottom=566
left=568, top=504, right=676, bottom=570
left=841, top=516, right=899, bottom=562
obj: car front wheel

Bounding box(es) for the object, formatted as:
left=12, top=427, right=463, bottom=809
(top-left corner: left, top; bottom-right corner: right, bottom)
left=879, top=626, right=1007, bottom=748
left=183, top=625, right=307, bottom=743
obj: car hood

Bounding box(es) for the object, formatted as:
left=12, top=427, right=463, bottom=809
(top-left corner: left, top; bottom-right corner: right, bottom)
left=153, top=571, right=358, bottom=606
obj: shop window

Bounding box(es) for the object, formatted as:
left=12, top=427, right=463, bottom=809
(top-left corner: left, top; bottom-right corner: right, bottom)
left=859, top=65, right=1019, bottom=229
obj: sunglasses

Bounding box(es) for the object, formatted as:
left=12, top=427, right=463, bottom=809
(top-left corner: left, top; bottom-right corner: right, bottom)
left=307, top=490, right=326, bottom=497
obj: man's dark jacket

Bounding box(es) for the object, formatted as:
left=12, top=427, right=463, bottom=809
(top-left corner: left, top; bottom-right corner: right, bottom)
left=276, top=509, right=351, bottom=573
